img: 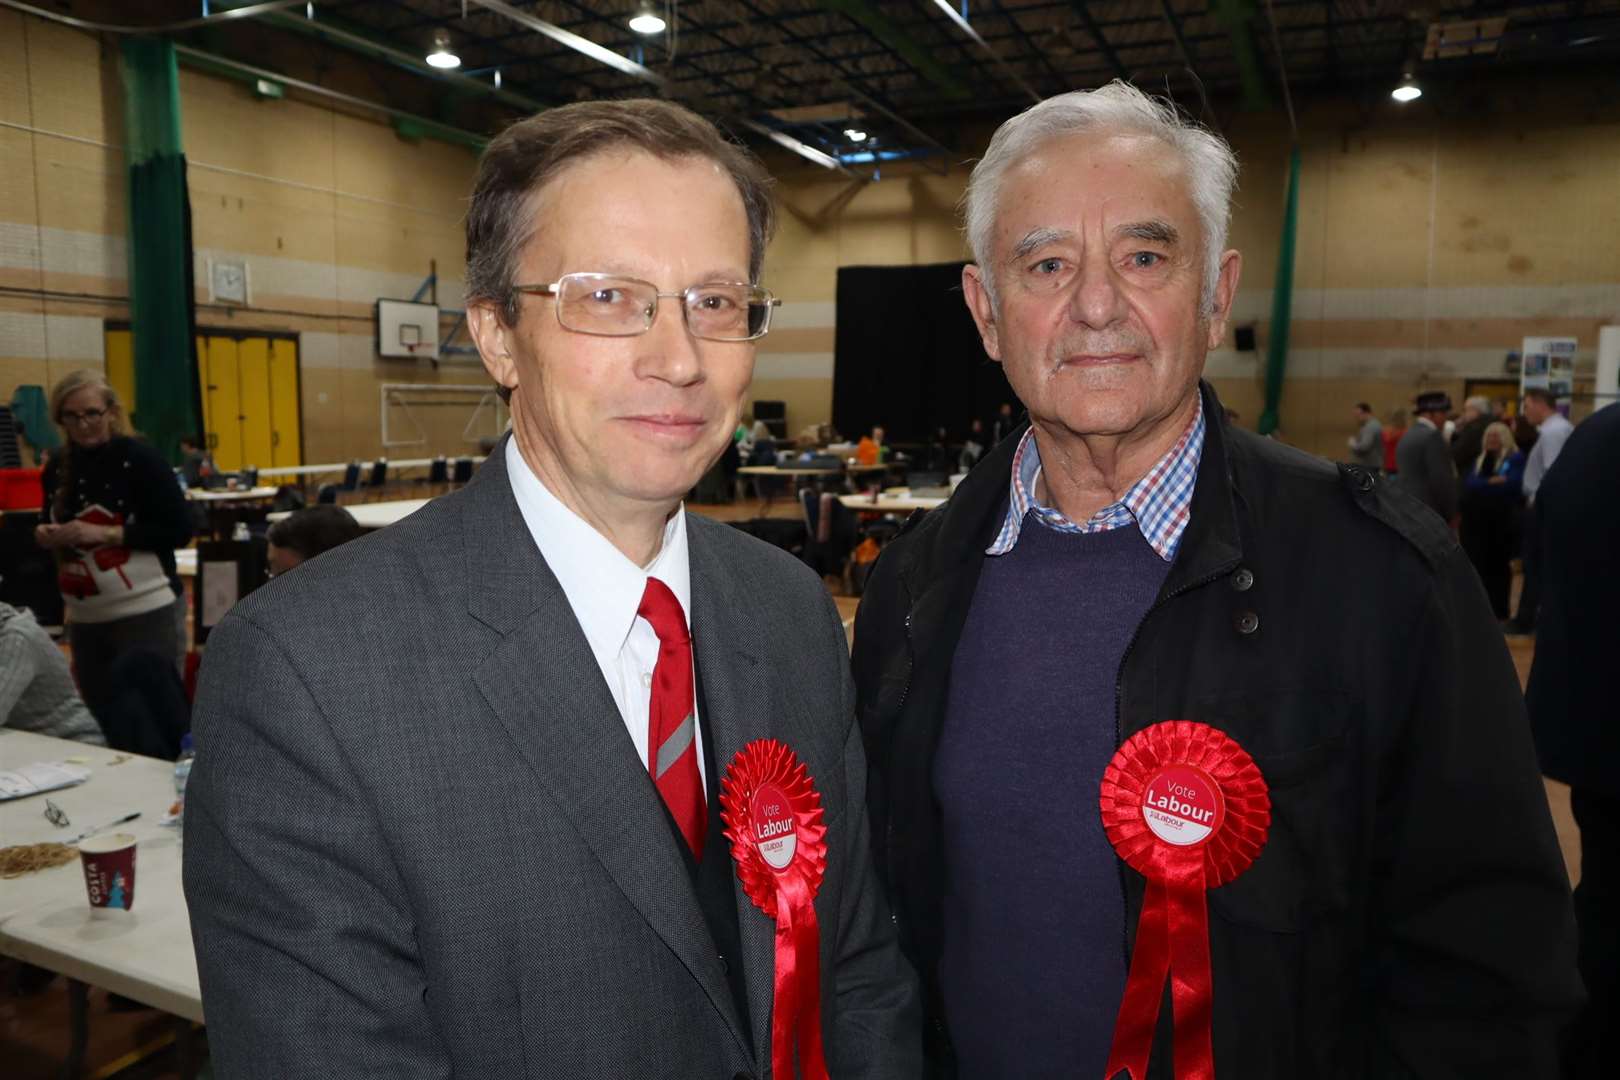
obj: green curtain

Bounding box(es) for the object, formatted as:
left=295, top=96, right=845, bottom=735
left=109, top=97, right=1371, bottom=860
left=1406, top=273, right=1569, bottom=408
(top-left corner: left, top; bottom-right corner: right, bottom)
left=120, top=37, right=200, bottom=463
left=1258, top=146, right=1301, bottom=437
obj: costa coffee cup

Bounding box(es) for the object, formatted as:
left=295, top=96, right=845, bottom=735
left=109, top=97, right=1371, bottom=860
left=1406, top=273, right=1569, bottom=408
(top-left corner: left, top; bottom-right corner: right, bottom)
left=79, top=833, right=137, bottom=911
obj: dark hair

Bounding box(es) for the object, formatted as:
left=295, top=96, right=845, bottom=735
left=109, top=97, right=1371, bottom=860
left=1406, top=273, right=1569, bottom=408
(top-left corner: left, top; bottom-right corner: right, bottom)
left=1355, top=401, right=1372, bottom=413
left=1523, top=388, right=1557, bottom=409
left=465, top=98, right=775, bottom=330
left=266, top=506, right=364, bottom=562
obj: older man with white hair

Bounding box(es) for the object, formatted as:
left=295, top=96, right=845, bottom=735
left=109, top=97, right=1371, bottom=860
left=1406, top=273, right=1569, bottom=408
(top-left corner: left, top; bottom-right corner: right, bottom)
left=853, top=81, right=1579, bottom=1079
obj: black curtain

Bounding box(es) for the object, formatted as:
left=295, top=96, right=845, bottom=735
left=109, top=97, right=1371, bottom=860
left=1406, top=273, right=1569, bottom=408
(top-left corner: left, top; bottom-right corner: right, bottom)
left=832, top=262, right=1018, bottom=444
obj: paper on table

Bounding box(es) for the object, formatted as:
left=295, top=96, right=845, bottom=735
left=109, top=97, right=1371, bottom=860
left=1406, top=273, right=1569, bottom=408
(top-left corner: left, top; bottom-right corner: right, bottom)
left=201, top=560, right=239, bottom=625
left=0, top=761, right=92, bottom=800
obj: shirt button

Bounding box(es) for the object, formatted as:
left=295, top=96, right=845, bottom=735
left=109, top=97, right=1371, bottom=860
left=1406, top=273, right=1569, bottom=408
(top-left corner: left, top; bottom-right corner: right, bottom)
left=641, top=672, right=653, bottom=688
left=1231, top=567, right=1255, bottom=592
left=1234, top=611, right=1260, bottom=635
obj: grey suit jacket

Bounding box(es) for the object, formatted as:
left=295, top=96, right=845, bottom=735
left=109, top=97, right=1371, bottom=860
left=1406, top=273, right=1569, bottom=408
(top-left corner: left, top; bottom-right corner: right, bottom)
left=183, top=443, right=921, bottom=1079
left=1394, top=422, right=1457, bottom=521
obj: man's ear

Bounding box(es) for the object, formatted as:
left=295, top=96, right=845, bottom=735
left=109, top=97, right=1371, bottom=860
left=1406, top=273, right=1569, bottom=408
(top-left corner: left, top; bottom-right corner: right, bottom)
left=1205, top=249, right=1243, bottom=350
left=961, top=264, right=1002, bottom=362
left=467, top=300, right=520, bottom=397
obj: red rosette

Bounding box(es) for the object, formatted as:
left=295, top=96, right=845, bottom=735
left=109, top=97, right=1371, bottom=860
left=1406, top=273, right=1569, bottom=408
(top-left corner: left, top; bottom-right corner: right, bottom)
left=720, top=739, right=829, bottom=1080
left=1099, top=721, right=1270, bottom=1080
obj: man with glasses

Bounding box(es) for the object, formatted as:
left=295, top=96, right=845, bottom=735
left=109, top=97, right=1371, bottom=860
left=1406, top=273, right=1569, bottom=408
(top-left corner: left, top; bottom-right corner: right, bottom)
left=184, top=99, right=918, bottom=1078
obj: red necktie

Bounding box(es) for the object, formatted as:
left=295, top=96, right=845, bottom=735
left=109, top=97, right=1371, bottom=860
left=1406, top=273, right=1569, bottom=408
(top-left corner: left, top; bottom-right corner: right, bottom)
left=638, top=577, right=706, bottom=859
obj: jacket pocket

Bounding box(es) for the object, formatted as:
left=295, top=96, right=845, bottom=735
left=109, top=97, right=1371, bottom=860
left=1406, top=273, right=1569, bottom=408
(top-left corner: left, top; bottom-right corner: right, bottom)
left=1189, top=686, right=1355, bottom=934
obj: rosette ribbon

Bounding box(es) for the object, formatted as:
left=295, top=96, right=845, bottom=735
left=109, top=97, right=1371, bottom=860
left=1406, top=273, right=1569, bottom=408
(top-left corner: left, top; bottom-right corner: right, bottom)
left=1099, top=720, right=1271, bottom=1080
left=721, top=739, right=830, bottom=1080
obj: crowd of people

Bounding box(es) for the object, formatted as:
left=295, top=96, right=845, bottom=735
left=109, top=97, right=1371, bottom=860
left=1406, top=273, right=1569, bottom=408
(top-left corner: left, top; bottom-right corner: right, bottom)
left=1345, top=387, right=1574, bottom=630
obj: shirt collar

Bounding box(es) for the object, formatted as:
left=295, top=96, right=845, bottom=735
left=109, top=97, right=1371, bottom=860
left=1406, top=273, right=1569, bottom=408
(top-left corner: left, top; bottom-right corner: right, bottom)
left=505, top=438, right=690, bottom=669
left=986, top=394, right=1205, bottom=562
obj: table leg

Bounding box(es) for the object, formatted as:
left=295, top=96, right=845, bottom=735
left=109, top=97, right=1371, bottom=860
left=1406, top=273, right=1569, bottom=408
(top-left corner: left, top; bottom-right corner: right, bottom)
left=60, top=977, right=89, bottom=1080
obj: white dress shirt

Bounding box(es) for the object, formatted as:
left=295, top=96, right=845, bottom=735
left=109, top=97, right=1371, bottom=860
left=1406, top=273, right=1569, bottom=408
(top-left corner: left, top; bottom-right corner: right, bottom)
left=1523, top=412, right=1574, bottom=505
left=504, top=438, right=706, bottom=795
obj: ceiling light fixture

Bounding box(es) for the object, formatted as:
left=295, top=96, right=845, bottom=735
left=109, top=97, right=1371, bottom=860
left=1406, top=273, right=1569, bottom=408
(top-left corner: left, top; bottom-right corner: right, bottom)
left=844, top=128, right=868, bottom=142
left=426, top=30, right=460, bottom=70
left=628, top=6, right=666, bottom=35
left=1391, top=73, right=1421, bottom=103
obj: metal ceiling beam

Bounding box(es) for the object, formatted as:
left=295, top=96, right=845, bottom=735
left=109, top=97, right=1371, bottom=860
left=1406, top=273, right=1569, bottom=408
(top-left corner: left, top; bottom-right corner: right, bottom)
left=1067, top=1, right=1130, bottom=81
left=818, top=0, right=973, bottom=101
left=247, top=8, right=551, bottom=114
left=1156, top=0, right=1221, bottom=132
left=465, top=0, right=669, bottom=91
left=925, top=0, right=1043, bottom=103
left=0, top=0, right=306, bottom=34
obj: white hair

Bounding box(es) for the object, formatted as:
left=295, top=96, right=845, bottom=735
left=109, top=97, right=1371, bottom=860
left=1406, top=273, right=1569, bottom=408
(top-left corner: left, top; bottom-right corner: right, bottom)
left=961, top=80, right=1239, bottom=315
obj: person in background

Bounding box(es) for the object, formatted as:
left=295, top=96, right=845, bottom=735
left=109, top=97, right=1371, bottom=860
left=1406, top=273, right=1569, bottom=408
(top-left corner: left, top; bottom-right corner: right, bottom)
left=1490, top=398, right=1508, bottom=421
left=1382, top=406, right=1406, bottom=474
left=1507, top=387, right=1575, bottom=635
left=1346, top=400, right=1382, bottom=470
left=0, top=598, right=104, bottom=744
left=959, top=418, right=987, bottom=471
left=265, top=506, right=364, bottom=577
left=178, top=434, right=215, bottom=489
left=1527, top=401, right=1620, bottom=1080
left=1458, top=421, right=1525, bottom=619
left=989, top=401, right=1018, bottom=444
left=1394, top=391, right=1457, bottom=523
left=855, top=424, right=887, bottom=466
left=1450, top=395, right=1492, bottom=479
left=34, top=370, right=192, bottom=722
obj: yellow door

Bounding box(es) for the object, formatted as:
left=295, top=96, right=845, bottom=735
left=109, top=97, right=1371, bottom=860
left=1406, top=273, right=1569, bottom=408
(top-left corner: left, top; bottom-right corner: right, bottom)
left=268, top=337, right=302, bottom=469
left=104, top=328, right=135, bottom=418
left=201, top=335, right=243, bottom=470
left=236, top=337, right=274, bottom=470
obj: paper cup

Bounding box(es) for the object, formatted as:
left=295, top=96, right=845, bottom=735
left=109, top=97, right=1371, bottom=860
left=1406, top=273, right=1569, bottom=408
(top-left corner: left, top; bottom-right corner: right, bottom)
left=79, top=832, right=137, bottom=911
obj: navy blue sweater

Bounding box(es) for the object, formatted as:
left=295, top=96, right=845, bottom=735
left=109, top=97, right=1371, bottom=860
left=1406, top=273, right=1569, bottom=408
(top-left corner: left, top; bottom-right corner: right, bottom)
left=934, top=515, right=1169, bottom=1078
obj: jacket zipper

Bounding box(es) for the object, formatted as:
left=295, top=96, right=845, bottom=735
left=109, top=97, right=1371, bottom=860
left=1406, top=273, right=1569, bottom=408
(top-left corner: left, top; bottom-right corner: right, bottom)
left=1111, top=561, right=1238, bottom=970
left=886, top=611, right=916, bottom=891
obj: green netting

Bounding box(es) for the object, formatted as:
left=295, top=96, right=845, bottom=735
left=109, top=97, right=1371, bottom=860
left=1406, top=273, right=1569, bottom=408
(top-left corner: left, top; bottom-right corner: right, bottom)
left=1257, top=146, right=1301, bottom=437
left=120, top=37, right=200, bottom=463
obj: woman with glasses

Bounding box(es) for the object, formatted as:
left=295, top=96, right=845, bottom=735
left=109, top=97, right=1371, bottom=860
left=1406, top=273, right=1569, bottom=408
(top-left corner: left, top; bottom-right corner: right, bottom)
left=34, top=370, right=192, bottom=727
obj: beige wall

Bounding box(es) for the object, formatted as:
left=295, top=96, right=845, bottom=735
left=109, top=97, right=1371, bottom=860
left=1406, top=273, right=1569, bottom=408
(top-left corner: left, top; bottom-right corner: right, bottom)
left=4, top=6, right=1616, bottom=470
left=1, top=10, right=489, bottom=466
left=759, top=81, right=1620, bottom=458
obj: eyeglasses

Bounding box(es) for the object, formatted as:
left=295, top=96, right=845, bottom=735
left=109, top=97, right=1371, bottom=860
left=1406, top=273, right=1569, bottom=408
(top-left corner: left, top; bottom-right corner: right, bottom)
left=60, top=408, right=108, bottom=426
left=512, top=273, right=782, bottom=342
left=44, top=799, right=70, bottom=828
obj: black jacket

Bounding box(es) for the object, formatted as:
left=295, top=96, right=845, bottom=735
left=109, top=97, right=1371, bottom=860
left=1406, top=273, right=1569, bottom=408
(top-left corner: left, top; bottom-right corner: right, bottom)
left=853, top=382, right=1580, bottom=1078
left=1527, top=402, right=1620, bottom=798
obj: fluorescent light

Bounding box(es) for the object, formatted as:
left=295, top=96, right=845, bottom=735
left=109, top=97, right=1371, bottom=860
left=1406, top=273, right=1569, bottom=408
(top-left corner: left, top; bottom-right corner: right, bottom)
left=844, top=128, right=868, bottom=142
left=629, top=12, right=666, bottom=35
left=426, top=30, right=460, bottom=69
left=1391, top=82, right=1421, bottom=103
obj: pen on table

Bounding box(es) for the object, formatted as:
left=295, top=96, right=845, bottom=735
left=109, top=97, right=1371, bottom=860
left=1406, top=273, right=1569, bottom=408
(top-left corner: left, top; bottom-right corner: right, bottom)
left=68, top=812, right=141, bottom=845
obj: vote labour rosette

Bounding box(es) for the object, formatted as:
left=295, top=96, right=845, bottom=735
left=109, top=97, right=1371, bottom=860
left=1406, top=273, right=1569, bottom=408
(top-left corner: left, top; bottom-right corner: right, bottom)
left=1098, top=720, right=1271, bottom=1080
left=720, top=739, right=830, bottom=1080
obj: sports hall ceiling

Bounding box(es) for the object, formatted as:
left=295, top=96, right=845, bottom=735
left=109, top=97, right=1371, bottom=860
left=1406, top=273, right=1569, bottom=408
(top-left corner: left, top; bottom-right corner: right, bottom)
left=22, top=2, right=1620, bottom=171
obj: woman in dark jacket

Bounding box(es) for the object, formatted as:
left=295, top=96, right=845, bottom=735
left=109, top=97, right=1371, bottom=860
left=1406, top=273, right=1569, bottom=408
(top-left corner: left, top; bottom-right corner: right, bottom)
left=1459, top=420, right=1526, bottom=618
left=34, top=370, right=192, bottom=723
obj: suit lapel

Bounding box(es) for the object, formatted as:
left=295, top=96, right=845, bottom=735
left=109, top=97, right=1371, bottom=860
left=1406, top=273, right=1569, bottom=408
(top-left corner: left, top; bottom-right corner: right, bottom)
left=460, top=445, right=753, bottom=1062
left=686, top=520, right=781, bottom=1065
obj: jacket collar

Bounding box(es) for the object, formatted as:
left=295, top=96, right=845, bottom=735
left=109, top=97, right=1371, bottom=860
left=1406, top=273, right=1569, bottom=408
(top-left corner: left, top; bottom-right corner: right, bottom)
left=459, top=436, right=759, bottom=1063
left=896, top=381, right=1245, bottom=602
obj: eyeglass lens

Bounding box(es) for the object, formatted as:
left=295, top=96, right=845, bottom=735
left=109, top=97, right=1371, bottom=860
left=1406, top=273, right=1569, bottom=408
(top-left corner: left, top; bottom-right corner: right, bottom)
left=62, top=409, right=107, bottom=425
left=555, top=275, right=771, bottom=341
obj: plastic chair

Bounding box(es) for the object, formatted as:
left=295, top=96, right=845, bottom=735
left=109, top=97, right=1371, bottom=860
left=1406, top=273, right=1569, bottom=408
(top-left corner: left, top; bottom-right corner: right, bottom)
left=317, top=483, right=339, bottom=504
left=240, top=466, right=259, bottom=488
left=452, top=457, right=474, bottom=484
left=341, top=461, right=362, bottom=492
left=368, top=458, right=388, bottom=488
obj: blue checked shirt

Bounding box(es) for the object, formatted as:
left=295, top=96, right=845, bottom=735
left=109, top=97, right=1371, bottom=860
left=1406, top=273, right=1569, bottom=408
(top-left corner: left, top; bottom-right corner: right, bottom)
left=986, top=397, right=1205, bottom=561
